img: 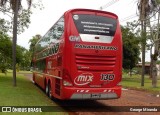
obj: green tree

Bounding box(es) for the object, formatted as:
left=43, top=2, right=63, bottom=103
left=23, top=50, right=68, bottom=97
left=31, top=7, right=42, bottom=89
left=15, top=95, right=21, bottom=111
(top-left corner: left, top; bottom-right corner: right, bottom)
left=137, top=0, right=148, bottom=86
left=0, top=31, right=31, bottom=72
left=0, top=19, right=10, bottom=33
left=29, top=34, right=41, bottom=58
left=150, top=1, right=160, bottom=88
left=0, top=31, right=12, bottom=73
left=0, top=1, right=32, bottom=34
left=121, top=25, right=140, bottom=75
left=0, top=0, right=32, bottom=86
left=137, top=0, right=160, bottom=87
left=21, top=50, right=31, bottom=70
left=16, top=46, right=31, bottom=70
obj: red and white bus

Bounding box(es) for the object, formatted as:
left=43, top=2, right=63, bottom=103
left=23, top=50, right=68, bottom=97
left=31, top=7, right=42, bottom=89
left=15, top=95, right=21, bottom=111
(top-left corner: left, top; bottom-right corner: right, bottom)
left=32, top=9, right=122, bottom=100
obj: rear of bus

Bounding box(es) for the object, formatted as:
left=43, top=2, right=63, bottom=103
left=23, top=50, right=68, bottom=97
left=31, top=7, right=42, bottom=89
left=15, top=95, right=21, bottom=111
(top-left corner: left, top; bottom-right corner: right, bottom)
left=62, top=9, right=122, bottom=100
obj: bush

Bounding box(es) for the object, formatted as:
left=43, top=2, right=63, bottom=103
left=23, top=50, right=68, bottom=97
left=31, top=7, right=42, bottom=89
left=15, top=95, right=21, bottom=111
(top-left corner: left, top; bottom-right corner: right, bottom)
left=0, top=63, right=8, bottom=74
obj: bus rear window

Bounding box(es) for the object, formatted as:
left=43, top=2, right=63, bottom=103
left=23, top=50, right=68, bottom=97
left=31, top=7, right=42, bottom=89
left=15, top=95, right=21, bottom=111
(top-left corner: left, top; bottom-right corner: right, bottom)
left=73, top=14, right=117, bottom=36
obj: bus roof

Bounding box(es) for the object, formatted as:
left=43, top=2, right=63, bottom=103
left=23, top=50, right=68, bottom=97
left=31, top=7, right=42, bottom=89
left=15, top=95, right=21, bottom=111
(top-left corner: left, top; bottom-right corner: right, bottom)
left=65, top=8, right=118, bottom=19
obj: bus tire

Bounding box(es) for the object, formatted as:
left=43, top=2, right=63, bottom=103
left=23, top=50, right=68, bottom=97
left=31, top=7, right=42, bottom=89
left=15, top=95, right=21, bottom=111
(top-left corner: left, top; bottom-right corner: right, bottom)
left=45, top=82, right=49, bottom=96
left=48, top=82, right=53, bottom=99
left=32, top=75, right=36, bottom=85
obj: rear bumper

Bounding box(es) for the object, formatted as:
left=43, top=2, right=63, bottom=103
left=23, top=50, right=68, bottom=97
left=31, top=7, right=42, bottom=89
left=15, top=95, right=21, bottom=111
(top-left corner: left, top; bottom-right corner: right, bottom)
left=61, top=85, right=121, bottom=100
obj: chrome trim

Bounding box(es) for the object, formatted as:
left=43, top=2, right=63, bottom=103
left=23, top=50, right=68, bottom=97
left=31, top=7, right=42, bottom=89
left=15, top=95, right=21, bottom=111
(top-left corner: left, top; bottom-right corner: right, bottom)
left=71, top=93, right=118, bottom=99
left=33, top=71, right=62, bottom=79
left=80, top=34, right=113, bottom=43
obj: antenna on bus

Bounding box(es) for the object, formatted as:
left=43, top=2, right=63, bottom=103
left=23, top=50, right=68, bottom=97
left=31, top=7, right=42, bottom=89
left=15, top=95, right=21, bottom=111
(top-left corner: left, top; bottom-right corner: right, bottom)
left=99, top=0, right=119, bottom=10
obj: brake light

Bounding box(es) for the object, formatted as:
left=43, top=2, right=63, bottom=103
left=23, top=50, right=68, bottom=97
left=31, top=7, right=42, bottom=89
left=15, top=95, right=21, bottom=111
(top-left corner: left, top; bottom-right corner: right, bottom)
left=63, top=69, right=73, bottom=86
left=63, top=80, right=73, bottom=86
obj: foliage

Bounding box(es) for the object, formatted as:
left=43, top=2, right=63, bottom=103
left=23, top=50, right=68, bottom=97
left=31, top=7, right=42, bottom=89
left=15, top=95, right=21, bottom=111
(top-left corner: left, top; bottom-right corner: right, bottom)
left=0, top=3, right=31, bottom=34
left=0, top=63, right=8, bottom=74
left=18, top=47, right=31, bottom=70
left=0, top=32, right=31, bottom=71
left=16, top=45, right=32, bottom=70
left=121, top=24, right=141, bottom=70
left=0, top=31, right=12, bottom=73
left=0, top=0, right=43, bottom=86
left=0, top=18, right=10, bottom=33
left=29, top=34, right=41, bottom=58
left=17, top=9, right=32, bottom=34
left=137, top=0, right=160, bottom=87
left=0, top=9, right=32, bottom=34
left=0, top=0, right=43, bottom=34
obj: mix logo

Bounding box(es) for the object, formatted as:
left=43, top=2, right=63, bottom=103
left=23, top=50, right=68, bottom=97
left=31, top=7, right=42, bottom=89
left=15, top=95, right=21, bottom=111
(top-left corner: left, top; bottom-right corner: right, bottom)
left=74, top=73, right=93, bottom=86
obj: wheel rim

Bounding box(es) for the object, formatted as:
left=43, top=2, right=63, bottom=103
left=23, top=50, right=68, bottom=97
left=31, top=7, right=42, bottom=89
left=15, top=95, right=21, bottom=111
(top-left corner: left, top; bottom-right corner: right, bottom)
left=48, top=84, right=52, bottom=99
left=45, top=84, right=49, bottom=95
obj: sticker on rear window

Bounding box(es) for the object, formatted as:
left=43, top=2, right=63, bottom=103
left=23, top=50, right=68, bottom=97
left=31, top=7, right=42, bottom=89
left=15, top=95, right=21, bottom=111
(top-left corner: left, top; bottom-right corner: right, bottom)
left=73, top=14, right=117, bottom=36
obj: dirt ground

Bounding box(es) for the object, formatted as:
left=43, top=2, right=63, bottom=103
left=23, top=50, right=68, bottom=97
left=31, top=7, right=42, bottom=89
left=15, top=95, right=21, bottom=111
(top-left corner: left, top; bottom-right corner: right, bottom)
left=66, top=89, right=160, bottom=115
left=23, top=73, right=160, bottom=115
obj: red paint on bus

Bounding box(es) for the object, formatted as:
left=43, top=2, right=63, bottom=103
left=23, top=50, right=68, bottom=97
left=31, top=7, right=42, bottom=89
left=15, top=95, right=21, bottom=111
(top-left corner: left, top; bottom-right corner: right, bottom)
left=32, top=9, right=122, bottom=100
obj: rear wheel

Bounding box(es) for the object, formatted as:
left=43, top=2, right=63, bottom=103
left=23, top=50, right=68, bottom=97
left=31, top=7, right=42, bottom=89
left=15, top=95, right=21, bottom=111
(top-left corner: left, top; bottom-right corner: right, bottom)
left=32, top=75, right=36, bottom=84
left=45, top=83, right=49, bottom=96
left=48, top=83, right=52, bottom=99
left=46, top=82, right=53, bottom=99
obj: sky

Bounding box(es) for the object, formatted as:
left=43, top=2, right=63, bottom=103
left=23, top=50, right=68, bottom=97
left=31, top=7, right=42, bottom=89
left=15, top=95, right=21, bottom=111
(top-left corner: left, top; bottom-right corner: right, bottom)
left=17, top=0, right=151, bottom=61
left=17, top=0, right=138, bottom=48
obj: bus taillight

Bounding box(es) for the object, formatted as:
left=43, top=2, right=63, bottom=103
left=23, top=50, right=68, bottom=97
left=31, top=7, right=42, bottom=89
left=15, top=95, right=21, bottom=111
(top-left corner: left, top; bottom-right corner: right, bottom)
left=63, top=79, right=73, bottom=86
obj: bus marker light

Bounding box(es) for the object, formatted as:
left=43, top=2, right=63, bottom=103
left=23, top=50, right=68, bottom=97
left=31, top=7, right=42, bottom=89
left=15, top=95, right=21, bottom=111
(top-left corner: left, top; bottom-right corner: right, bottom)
left=63, top=80, right=73, bottom=86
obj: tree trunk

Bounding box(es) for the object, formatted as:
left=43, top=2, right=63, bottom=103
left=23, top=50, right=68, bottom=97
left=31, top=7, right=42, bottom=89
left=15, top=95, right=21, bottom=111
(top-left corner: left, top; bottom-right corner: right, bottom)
left=140, top=0, right=147, bottom=87
left=12, top=0, right=19, bottom=87
left=150, top=56, right=153, bottom=78
left=152, top=58, right=157, bottom=87
left=148, top=19, right=154, bottom=79
left=152, top=9, right=160, bottom=88
left=141, top=20, right=146, bottom=86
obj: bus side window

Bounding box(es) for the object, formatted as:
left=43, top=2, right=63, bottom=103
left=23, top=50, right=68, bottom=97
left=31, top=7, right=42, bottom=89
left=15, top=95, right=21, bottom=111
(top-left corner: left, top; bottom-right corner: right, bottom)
left=35, top=59, right=46, bottom=73
left=49, top=16, right=64, bottom=42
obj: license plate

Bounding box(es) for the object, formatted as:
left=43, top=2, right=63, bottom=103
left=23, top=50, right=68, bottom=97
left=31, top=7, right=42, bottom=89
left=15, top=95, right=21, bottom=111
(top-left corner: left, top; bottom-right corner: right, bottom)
left=91, top=94, right=101, bottom=98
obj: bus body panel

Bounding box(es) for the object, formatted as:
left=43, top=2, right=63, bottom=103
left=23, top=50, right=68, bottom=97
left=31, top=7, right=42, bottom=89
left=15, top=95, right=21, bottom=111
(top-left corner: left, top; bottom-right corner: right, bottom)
left=33, top=9, right=122, bottom=100
left=64, top=10, right=122, bottom=86
left=61, top=85, right=121, bottom=100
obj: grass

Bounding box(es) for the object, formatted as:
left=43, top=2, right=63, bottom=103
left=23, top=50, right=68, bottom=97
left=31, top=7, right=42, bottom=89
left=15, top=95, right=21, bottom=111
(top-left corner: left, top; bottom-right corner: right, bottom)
left=7, top=70, right=32, bottom=74
left=121, top=73, right=160, bottom=93
left=0, top=72, right=68, bottom=114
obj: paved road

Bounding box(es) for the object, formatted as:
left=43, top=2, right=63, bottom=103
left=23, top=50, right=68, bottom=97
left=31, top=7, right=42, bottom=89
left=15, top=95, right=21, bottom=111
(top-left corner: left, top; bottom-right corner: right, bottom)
left=23, top=73, right=160, bottom=114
